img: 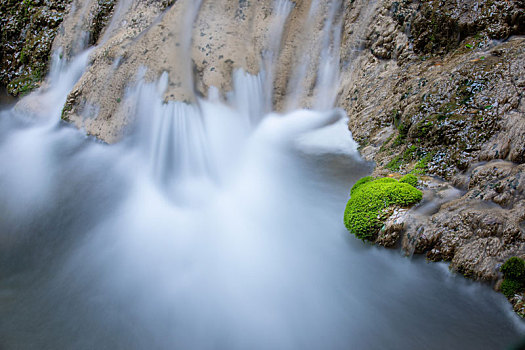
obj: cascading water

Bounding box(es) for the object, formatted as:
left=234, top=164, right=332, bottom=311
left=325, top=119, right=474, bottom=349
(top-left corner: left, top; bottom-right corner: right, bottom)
left=0, top=0, right=523, bottom=349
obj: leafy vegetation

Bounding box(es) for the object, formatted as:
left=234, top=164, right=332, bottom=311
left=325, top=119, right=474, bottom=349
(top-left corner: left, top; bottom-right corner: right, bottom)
left=386, top=145, right=420, bottom=172
left=344, top=177, right=423, bottom=241
left=386, top=155, right=403, bottom=171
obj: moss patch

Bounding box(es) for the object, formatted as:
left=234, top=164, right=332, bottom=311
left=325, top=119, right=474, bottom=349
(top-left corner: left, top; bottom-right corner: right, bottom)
left=411, top=151, right=435, bottom=175
left=500, top=257, right=525, bottom=299
left=400, top=174, right=418, bottom=187
left=501, top=279, right=522, bottom=299
left=344, top=176, right=423, bottom=241
left=6, top=70, right=41, bottom=96
left=0, top=0, right=71, bottom=92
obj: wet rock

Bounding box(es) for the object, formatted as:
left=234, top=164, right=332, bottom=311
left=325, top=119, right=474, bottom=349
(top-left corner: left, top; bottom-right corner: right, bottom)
left=511, top=293, right=525, bottom=318
left=375, top=207, right=408, bottom=247
left=404, top=193, right=525, bottom=282
left=0, top=0, right=72, bottom=95
left=411, top=0, right=525, bottom=55
left=58, top=0, right=341, bottom=142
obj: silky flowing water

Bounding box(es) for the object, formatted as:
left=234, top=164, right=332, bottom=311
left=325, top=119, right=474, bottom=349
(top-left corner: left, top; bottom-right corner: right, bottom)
left=0, top=0, right=523, bottom=349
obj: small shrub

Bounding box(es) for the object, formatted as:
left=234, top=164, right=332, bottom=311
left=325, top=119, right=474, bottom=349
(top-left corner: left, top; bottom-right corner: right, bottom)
left=501, top=279, right=522, bottom=299
left=344, top=177, right=423, bottom=241
left=400, top=174, right=418, bottom=187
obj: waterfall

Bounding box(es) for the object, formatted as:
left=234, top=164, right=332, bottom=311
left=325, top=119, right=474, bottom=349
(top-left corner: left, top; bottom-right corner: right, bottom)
left=0, top=0, right=523, bottom=349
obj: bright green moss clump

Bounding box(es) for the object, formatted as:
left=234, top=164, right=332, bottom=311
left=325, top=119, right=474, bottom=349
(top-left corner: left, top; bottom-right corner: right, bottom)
left=500, top=257, right=525, bottom=298
left=344, top=176, right=423, bottom=241
left=399, top=174, right=418, bottom=187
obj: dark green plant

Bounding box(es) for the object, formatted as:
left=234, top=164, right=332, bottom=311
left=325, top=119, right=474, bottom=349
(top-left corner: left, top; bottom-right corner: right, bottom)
left=344, top=177, right=423, bottom=241
left=499, top=257, right=525, bottom=299
left=500, top=279, right=522, bottom=299
left=501, top=257, right=525, bottom=282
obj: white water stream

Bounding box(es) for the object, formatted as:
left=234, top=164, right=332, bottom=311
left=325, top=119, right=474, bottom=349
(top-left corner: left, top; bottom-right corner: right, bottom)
left=0, top=0, right=523, bottom=349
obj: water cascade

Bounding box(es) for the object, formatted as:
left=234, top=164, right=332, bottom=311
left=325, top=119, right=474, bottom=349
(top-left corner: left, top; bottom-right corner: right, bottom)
left=0, top=0, right=523, bottom=349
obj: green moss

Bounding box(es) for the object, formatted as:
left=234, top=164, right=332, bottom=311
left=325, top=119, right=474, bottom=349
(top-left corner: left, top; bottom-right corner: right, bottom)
left=416, top=121, right=433, bottom=138
left=386, top=155, right=402, bottom=171
left=400, top=174, right=418, bottom=187
left=344, top=177, right=423, bottom=241
left=412, top=152, right=435, bottom=175
left=6, top=70, right=41, bottom=96
left=499, top=257, right=525, bottom=299
left=501, top=279, right=522, bottom=299
left=61, top=103, right=73, bottom=122
left=350, top=176, right=373, bottom=196
left=501, top=257, right=525, bottom=282
left=403, top=145, right=418, bottom=160
left=386, top=145, right=420, bottom=172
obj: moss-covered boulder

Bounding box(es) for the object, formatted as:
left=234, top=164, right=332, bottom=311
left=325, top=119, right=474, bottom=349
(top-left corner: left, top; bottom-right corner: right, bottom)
left=344, top=176, right=423, bottom=241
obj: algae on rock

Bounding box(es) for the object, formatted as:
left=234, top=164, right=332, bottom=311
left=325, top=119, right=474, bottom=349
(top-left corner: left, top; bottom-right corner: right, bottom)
left=0, top=0, right=73, bottom=95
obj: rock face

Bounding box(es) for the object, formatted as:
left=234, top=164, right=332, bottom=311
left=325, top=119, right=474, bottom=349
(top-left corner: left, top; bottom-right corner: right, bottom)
left=338, top=0, right=525, bottom=311
left=0, top=0, right=72, bottom=95
left=56, top=0, right=342, bottom=142
left=2, top=0, right=525, bottom=310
